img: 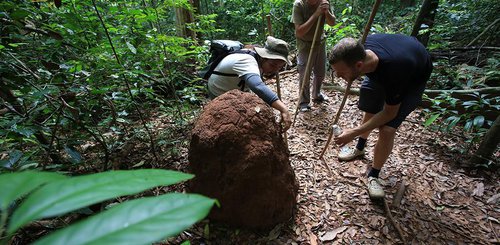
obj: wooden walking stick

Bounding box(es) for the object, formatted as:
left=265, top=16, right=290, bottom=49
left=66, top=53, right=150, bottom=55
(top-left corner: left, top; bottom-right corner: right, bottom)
left=318, top=80, right=354, bottom=159
left=292, top=16, right=324, bottom=126
left=266, top=15, right=282, bottom=98
left=361, top=0, right=382, bottom=44
left=266, top=14, right=288, bottom=147
left=289, top=15, right=333, bottom=174
left=318, top=0, right=382, bottom=160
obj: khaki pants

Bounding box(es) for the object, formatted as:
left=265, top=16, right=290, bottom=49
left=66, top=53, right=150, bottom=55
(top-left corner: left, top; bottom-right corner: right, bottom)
left=297, top=40, right=326, bottom=105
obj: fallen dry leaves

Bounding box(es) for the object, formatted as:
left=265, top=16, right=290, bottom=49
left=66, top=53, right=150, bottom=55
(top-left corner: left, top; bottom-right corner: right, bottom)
left=166, top=70, right=499, bottom=244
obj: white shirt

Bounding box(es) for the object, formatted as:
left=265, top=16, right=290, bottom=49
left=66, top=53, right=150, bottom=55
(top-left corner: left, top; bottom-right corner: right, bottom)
left=207, top=52, right=260, bottom=97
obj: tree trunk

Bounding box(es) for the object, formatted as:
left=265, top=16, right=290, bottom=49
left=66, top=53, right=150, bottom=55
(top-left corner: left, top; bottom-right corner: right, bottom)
left=191, top=0, right=202, bottom=42
left=175, top=0, right=196, bottom=39
left=410, top=0, right=438, bottom=46
left=401, top=0, right=416, bottom=8
left=470, top=115, right=500, bottom=167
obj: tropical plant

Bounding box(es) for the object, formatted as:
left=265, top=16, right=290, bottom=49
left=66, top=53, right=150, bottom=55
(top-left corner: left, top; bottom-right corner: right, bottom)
left=0, top=0, right=207, bottom=171
left=0, top=169, right=215, bottom=245
left=422, top=92, right=499, bottom=154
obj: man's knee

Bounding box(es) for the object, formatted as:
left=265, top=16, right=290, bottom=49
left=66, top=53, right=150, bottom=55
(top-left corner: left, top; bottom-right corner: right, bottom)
left=378, top=125, right=397, bottom=136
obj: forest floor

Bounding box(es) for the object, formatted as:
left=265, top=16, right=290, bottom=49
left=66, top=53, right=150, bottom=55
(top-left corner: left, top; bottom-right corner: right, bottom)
left=13, top=71, right=498, bottom=244
left=165, top=70, right=499, bottom=245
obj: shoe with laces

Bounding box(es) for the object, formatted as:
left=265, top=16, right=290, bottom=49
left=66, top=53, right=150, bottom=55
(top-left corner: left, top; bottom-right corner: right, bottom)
left=337, top=147, right=365, bottom=161
left=299, top=103, right=311, bottom=112
left=312, top=93, right=329, bottom=103
left=367, top=177, right=385, bottom=199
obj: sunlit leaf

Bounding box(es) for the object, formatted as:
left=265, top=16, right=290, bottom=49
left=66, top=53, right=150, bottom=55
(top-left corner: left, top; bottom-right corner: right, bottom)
left=462, top=101, right=478, bottom=108
left=424, top=114, right=440, bottom=127
left=464, top=120, right=473, bottom=131
left=447, top=116, right=461, bottom=131
left=126, top=42, right=137, bottom=54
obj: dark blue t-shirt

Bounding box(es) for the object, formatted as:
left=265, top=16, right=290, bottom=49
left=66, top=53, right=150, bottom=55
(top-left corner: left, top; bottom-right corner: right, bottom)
left=365, top=34, right=432, bottom=105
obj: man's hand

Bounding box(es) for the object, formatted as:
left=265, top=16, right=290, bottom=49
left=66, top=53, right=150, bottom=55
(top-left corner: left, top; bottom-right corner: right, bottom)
left=270, top=100, right=291, bottom=131
left=319, top=0, right=330, bottom=14
left=314, top=0, right=330, bottom=17
left=281, top=110, right=291, bottom=132
left=334, top=128, right=356, bottom=146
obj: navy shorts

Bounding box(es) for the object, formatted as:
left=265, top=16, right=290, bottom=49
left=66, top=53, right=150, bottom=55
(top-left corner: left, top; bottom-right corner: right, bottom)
left=358, top=78, right=427, bottom=128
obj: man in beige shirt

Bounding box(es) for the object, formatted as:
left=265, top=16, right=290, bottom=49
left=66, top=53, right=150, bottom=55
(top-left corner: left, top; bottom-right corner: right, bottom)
left=207, top=36, right=293, bottom=131
left=292, top=0, right=336, bottom=111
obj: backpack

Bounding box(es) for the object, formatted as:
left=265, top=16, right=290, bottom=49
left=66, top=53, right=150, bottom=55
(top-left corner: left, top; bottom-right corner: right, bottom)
left=198, top=40, right=259, bottom=81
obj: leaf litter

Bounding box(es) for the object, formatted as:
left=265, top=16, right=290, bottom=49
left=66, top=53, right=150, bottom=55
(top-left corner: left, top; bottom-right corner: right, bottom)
left=165, top=71, right=500, bottom=244
left=11, top=69, right=499, bottom=244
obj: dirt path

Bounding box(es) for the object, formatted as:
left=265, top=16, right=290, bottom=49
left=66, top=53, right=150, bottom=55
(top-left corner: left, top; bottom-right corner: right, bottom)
left=173, top=71, right=499, bottom=244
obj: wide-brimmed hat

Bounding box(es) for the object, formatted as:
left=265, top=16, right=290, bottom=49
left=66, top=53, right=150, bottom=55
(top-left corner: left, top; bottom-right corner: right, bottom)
left=254, top=36, right=292, bottom=66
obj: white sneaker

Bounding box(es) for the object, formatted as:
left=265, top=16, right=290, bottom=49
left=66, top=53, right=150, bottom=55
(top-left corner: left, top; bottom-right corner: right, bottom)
left=338, top=147, right=365, bottom=161
left=367, top=177, right=385, bottom=199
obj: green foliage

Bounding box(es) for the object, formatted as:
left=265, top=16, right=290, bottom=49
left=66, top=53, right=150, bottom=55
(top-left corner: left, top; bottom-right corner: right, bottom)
left=482, top=57, right=500, bottom=85
left=325, top=6, right=362, bottom=45
left=427, top=53, right=500, bottom=90
left=198, top=0, right=294, bottom=43
left=422, top=92, right=499, bottom=147
left=35, top=193, right=213, bottom=245
left=433, top=0, right=500, bottom=47
left=7, top=169, right=194, bottom=233
left=0, top=0, right=207, bottom=170
left=0, top=171, right=68, bottom=211
left=0, top=169, right=215, bottom=244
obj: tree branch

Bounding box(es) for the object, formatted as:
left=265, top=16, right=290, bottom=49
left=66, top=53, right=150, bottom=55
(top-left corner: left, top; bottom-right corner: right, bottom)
left=467, top=18, right=500, bottom=47
left=392, top=180, right=408, bottom=209
left=383, top=199, right=407, bottom=244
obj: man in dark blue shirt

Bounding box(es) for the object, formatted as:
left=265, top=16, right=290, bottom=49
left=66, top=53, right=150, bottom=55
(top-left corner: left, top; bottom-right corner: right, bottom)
left=329, top=34, right=432, bottom=199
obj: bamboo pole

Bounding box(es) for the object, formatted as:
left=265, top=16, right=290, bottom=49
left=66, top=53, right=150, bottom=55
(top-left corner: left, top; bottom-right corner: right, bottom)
left=266, top=15, right=282, bottom=100
left=266, top=14, right=288, bottom=147
left=318, top=0, right=382, bottom=160
left=292, top=16, right=324, bottom=126
left=361, top=0, right=382, bottom=44
left=318, top=80, right=354, bottom=159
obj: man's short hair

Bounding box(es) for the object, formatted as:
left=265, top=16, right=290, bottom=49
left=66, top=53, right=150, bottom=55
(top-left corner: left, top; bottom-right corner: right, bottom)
left=328, top=38, right=366, bottom=66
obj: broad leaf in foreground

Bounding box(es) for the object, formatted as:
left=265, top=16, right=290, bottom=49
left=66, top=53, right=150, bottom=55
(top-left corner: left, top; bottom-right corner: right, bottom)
left=34, top=193, right=215, bottom=245
left=0, top=171, right=67, bottom=210
left=8, top=169, right=193, bottom=234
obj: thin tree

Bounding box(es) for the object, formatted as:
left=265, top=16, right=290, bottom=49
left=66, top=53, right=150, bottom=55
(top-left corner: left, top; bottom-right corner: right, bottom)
left=410, top=0, right=438, bottom=47
left=470, top=115, right=500, bottom=167
left=175, top=0, right=196, bottom=39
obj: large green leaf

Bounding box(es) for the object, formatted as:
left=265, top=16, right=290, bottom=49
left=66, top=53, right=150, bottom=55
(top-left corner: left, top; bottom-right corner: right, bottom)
left=8, top=169, right=193, bottom=234
left=473, top=115, right=485, bottom=128
left=424, top=114, right=440, bottom=127
left=34, top=193, right=215, bottom=245
left=0, top=171, right=68, bottom=210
